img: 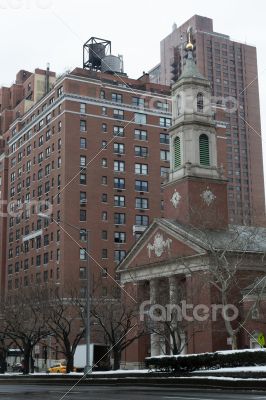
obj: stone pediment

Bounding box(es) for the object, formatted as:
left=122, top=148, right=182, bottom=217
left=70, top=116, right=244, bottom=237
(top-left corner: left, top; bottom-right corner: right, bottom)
left=117, top=218, right=206, bottom=274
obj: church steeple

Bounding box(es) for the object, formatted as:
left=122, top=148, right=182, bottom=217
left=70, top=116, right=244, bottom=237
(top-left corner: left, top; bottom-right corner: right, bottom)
left=163, top=29, right=228, bottom=230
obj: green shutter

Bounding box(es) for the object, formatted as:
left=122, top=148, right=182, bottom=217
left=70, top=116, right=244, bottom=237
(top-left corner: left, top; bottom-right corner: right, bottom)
left=199, top=134, right=210, bottom=166
left=174, top=136, right=181, bottom=169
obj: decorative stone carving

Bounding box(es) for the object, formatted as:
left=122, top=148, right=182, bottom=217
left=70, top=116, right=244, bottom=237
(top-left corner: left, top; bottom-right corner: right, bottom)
left=170, top=190, right=181, bottom=208
left=147, top=233, right=172, bottom=258
left=200, top=187, right=216, bottom=206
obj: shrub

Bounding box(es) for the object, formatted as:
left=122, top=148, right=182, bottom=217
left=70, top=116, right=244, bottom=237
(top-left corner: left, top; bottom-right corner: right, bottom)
left=145, top=349, right=266, bottom=373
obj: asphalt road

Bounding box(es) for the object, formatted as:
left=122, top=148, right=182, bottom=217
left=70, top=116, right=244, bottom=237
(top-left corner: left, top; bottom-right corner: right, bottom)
left=0, top=385, right=265, bottom=400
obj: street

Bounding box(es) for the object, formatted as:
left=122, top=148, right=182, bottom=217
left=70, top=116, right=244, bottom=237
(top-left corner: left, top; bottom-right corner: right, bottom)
left=0, top=385, right=265, bottom=400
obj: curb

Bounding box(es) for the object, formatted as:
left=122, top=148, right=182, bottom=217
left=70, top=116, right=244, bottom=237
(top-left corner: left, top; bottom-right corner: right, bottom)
left=0, top=375, right=266, bottom=391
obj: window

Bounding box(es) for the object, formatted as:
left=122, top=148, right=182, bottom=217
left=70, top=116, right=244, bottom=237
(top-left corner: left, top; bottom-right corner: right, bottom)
left=102, top=268, right=108, bottom=278
left=134, top=129, right=147, bottom=141
left=102, top=158, right=107, bottom=167
left=80, top=191, right=87, bottom=204
left=114, top=213, right=126, bottom=224
left=102, top=193, right=108, bottom=202
left=135, top=163, right=148, bottom=175
left=114, top=160, right=125, bottom=172
left=114, top=143, right=125, bottom=154
left=80, top=267, right=87, bottom=280
left=156, top=101, right=169, bottom=111
left=174, top=136, right=181, bottom=169
left=199, top=134, right=210, bottom=166
left=80, top=248, right=87, bottom=260
left=80, top=138, right=87, bottom=149
left=113, top=126, right=124, bottom=137
left=102, top=106, right=107, bottom=115
left=100, top=90, right=105, bottom=99
left=80, top=120, right=87, bottom=132
left=45, top=164, right=51, bottom=176
left=160, top=133, right=169, bottom=144
left=102, top=140, right=107, bottom=149
left=197, top=93, right=204, bottom=112
left=44, top=252, right=49, bottom=265
left=135, top=197, right=149, bottom=209
left=44, top=234, right=49, bottom=246
left=135, top=180, right=148, bottom=192
left=135, top=146, right=148, bottom=157
left=102, top=211, right=108, bottom=221
left=159, top=117, right=171, bottom=128
left=80, top=210, right=86, bottom=221
left=112, top=93, right=122, bottom=103
left=135, top=215, right=149, bottom=226
left=114, top=109, right=124, bottom=120
left=46, top=130, right=51, bottom=141
left=134, top=113, right=146, bottom=124
left=80, top=103, right=86, bottom=114
left=114, top=177, right=125, bottom=189
left=80, top=156, right=86, bottom=167
left=160, top=150, right=170, bottom=161
left=102, top=249, right=108, bottom=259
left=114, top=232, right=126, bottom=243
left=57, top=157, right=62, bottom=168
left=115, top=250, right=126, bottom=263
left=132, top=97, right=145, bottom=107
left=114, top=195, right=125, bottom=207
left=102, top=176, right=107, bottom=185
left=102, top=123, right=107, bottom=132
left=102, top=230, right=108, bottom=240
left=80, top=173, right=86, bottom=184
left=80, top=229, right=87, bottom=241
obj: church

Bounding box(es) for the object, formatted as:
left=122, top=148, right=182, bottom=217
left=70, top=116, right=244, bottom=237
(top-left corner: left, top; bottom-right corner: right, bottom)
left=118, top=37, right=266, bottom=368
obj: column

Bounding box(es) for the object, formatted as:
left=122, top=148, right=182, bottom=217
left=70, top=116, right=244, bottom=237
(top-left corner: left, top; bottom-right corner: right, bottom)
left=149, top=279, right=161, bottom=357
left=168, top=275, right=183, bottom=354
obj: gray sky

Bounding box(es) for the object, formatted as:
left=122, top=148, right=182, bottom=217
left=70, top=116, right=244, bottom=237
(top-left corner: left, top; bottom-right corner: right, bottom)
left=1, top=0, right=265, bottom=189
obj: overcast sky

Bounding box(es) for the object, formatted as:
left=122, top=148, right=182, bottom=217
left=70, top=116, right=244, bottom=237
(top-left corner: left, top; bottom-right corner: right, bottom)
left=0, top=0, right=265, bottom=188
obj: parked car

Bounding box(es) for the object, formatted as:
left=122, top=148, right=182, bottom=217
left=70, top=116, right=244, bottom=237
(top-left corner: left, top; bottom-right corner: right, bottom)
left=47, top=362, right=76, bottom=373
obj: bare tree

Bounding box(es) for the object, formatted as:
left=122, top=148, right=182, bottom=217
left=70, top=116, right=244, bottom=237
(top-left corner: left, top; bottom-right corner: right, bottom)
left=3, top=287, right=50, bottom=374
left=91, top=297, right=145, bottom=370
left=46, top=287, right=85, bottom=373
left=180, top=223, right=266, bottom=350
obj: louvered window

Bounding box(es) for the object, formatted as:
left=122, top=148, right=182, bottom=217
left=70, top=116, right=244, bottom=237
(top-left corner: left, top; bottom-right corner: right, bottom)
left=199, top=134, right=210, bottom=166
left=174, top=136, right=181, bottom=169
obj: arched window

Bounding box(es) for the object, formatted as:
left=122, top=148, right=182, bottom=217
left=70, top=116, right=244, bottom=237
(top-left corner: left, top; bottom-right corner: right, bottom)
left=197, top=92, right=204, bottom=112
left=199, top=134, right=210, bottom=166
left=173, top=136, right=181, bottom=169
left=177, top=94, right=181, bottom=116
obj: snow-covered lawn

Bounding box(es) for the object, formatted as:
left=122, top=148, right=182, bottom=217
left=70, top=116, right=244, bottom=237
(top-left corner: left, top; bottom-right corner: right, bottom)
left=196, top=366, right=266, bottom=373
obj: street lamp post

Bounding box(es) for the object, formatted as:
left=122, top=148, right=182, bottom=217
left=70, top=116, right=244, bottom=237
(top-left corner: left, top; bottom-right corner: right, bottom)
left=38, top=213, right=91, bottom=374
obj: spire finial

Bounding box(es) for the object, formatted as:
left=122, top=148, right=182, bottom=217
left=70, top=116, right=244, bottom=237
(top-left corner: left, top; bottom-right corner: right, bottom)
left=186, top=27, right=194, bottom=51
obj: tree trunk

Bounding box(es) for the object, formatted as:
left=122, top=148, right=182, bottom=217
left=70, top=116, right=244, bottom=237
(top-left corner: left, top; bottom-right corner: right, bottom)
left=113, top=349, right=121, bottom=370
left=23, top=351, right=31, bottom=375
left=231, top=334, right=238, bottom=350
left=66, top=353, right=74, bottom=373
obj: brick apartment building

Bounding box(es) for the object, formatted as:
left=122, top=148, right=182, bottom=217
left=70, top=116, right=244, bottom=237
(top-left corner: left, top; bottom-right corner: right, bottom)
left=149, top=15, right=265, bottom=226
left=0, top=65, right=175, bottom=297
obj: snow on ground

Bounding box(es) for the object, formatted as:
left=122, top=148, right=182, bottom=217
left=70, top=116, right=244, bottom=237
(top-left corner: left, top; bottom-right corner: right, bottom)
left=196, top=366, right=266, bottom=373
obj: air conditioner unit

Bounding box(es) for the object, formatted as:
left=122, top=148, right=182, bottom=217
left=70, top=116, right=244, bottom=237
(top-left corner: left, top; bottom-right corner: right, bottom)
left=80, top=199, right=87, bottom=205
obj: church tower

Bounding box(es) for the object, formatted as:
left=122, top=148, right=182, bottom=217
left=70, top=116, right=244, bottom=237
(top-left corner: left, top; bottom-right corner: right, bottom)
left=163, top=33, right=228, bottom=230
